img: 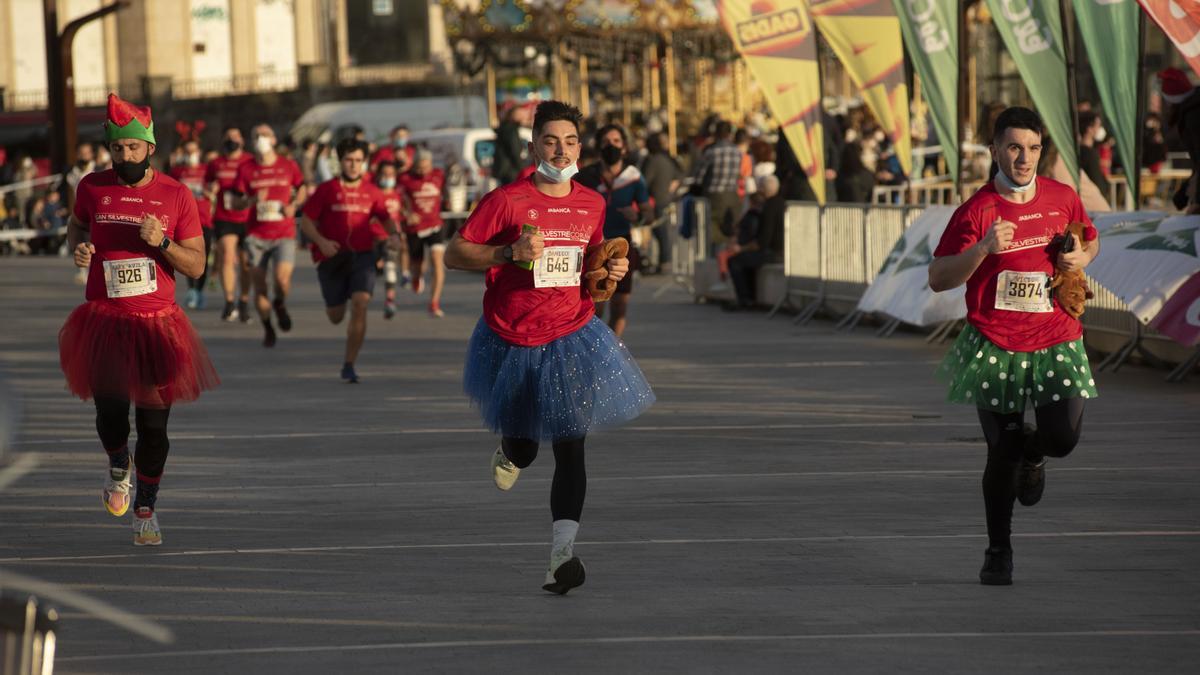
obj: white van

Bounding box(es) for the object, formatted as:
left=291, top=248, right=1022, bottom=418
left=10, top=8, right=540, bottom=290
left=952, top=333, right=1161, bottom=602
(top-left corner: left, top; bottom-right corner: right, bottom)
left=408, top=127, right=532, bottom=205
left=288, top=96, right=490, bottom=145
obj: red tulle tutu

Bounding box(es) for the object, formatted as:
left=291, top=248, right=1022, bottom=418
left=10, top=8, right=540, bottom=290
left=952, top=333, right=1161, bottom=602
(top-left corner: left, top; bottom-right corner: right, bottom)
left=59, top=301, right=219, bottom=408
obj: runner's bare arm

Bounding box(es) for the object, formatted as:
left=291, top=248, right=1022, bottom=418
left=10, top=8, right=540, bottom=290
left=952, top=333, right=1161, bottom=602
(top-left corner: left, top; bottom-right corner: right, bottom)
left=138, top=215, right=206, bottom=279
left=445, top=230, right=543, bottom=271
left=299, top=215, right=339, bottom=258
left=68, top=216, right=94, bottom=268
left=929, top=218, right=1015, bottom=292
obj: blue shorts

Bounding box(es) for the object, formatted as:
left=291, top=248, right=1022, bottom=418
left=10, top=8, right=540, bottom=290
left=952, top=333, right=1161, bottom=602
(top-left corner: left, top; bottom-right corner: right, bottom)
left=316, top=250, right=377, bottom=308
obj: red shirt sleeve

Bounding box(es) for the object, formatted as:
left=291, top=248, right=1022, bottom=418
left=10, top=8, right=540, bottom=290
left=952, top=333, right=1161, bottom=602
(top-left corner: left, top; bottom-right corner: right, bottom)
left=233, top=162, right=251, bottom=193
left=174, top=186, right=203, bottom=242
left=302, top=181, right=327, bottom=221
left=73, top=178, right=94, bottom=223
left=203, top=161, right=216, bottom=185
left=371, top=190, right=392, bottom=223
left=934, top=203, right=983, bottom=258
left=458, top=189, right=510, bottom=244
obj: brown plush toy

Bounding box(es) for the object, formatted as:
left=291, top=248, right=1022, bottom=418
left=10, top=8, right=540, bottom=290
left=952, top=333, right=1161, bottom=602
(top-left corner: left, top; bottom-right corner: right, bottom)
left=583, top=238, right=629, bottom=303
left=1049, top=221, right=1094, bottom=319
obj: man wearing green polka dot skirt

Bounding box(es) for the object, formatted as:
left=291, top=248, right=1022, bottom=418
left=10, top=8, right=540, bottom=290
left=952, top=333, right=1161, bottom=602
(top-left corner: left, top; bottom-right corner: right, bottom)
left=929, top=107, right=1101, bottom=586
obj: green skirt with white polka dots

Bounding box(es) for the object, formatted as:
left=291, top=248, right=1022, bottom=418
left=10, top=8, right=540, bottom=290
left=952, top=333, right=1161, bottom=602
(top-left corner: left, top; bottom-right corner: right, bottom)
left=936, top=324, right=1098, bottom=413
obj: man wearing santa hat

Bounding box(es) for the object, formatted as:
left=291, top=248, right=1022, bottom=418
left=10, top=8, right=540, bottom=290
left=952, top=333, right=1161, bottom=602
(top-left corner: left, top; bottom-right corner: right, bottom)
left=60, top=94, right=220, bottom=547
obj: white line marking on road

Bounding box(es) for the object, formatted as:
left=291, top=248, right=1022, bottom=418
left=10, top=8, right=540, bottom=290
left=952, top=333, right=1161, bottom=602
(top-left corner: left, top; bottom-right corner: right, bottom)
left=55, top=629, right=1200, bottom=663
left=4, top=530, right=1197, bottom=564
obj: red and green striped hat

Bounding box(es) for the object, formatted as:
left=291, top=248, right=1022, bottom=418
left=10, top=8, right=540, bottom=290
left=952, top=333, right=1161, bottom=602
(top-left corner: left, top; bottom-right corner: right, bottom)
left=104, top=93, right=155, bottom=145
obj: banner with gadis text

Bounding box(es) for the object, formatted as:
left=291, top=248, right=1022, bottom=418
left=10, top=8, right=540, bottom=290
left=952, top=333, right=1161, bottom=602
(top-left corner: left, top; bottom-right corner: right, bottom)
left=718, top=0, right=826, bottom=204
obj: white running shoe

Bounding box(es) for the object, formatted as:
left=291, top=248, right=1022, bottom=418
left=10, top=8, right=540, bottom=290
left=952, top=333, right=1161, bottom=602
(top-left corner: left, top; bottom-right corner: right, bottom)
left=491, top=446, right=519, bottom=491
left=542, top=546, right=585, bottom=595
left=133, top=507, right=162, bottom=546
left=103, top=465, right=132, bottom=517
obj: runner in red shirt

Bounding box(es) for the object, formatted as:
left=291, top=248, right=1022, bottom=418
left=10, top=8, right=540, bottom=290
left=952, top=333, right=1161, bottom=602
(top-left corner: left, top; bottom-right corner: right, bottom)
left=232, top=124, right=307, bottom=348
left=301, top=139, right=402, bottom=383
left=61, top=95, right=219, bottom=547
left=929, top=107, right=1101, bottom=586
left=398, top=148, right=448, bottom=317
left=370, top=124, right=415, bottom=174
left=204, top=127, right=253, bottom=322
left=169, top=138, right=214, bottom=310
left=447, top=101, right=655, bottom=595
left=373, top=160, right=410, bottom=319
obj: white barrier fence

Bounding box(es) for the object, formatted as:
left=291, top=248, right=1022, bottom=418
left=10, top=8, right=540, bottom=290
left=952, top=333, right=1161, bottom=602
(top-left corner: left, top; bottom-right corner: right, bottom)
left=681, top=198, right=1197, bottom=381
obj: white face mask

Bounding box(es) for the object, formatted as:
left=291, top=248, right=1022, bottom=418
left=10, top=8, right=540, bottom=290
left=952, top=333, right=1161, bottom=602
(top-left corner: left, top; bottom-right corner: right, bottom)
left=378, top=177, right=396, bottom=189
left=254, top=136, right=274, bottom=155
left=186, top=152, right=201, bottom=167
left=536, top=159, right=578, bottom=184
left=995, top=168, right=1035, bottom=193
left=1094, top=126, right=1107, bottom=143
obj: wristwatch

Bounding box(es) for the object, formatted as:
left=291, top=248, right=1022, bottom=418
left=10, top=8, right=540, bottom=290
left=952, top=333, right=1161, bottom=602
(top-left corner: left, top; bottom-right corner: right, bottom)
left=158, top=237, right=171, bottom=252
left=502, top=244, right=514, bottom=263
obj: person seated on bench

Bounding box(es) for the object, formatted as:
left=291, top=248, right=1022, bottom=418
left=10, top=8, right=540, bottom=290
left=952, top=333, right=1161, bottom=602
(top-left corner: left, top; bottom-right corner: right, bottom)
left=725, top=175, right=785, bottom=311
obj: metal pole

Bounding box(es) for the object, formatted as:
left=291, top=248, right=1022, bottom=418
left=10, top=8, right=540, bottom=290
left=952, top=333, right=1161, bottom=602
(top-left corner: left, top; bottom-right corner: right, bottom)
left=579, top=54, right=590, bottom=118
left=1061, top=0, right=1081, bottom=189
left=956, top=0, right=968, bottom=194
left=664, top=32, right=677, bottom=157
left=1133, top=10, right=1148, bottom=207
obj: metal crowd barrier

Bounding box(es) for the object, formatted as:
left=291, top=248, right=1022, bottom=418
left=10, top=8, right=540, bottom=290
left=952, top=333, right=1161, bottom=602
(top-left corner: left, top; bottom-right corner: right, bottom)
left=689, top=199, right=1196, bottom=380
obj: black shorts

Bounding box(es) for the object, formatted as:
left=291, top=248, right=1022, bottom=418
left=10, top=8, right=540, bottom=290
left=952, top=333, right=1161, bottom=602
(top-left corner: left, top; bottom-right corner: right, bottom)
left=214, top=220, right=247, bottom=242
left=406, top=228, right=446, bottom=262
left=615, top=242, right=640, bottom=295
left=316, top=250, right=378, bottom=308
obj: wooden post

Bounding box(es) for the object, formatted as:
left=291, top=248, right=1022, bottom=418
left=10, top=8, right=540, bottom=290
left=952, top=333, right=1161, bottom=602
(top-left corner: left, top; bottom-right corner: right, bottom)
left=485, top=59, right=498, bottom=128
left=579, top=54, right=590, bottom=118
left=664, top=32, right=677, bottom=156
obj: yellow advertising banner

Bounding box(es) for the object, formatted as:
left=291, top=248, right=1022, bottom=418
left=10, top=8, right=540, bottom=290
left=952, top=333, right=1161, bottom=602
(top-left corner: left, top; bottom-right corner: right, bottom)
left=811, top=0, right=912, bottom=176
left=718, top=0, right=826, bottom=204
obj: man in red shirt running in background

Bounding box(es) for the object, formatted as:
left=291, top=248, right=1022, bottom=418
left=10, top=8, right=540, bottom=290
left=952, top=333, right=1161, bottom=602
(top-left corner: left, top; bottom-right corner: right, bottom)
left=447, top=101, right=655, bottom=595
left=61, top=94, right=219, bottom=546
left=302, top=139, right=402, bottom=383
left=398, top=148, right=448, bottom=317
left=205, top=126, right=253, bottom=322
left=370, top=124, right=415, bottom=174
left=170, top=138, right=214, bottom=310
left=232, top=124, right=307, bottom=347
left=374, top=160, right=410, bottom=319
left=929, top=107, right=1101, bottom=586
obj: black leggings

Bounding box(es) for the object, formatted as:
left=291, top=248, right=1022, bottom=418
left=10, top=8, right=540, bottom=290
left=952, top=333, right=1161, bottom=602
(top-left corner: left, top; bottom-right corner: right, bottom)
left=95, top=396, right=171, bottom=481
left=978, top=397, right=1085, bottom=550
left=502, top=436, right=586, bottom=522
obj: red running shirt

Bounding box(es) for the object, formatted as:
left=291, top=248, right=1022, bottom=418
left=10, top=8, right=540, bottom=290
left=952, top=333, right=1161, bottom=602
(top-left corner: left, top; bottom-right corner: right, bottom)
left=302, top=178, right=392, bottom=262
left=169, top=164, right=213, bottom=229
left=204, top=153, right=253, bottom=223
left=934, top=177, right=1098, bottom=352
left=235, top=157, right=304, bottom=240
left=458, top=176, right=605, bottom=347
left=397, top=169, right=445, bottom=234
left=74, top=170, right=202, bottom=313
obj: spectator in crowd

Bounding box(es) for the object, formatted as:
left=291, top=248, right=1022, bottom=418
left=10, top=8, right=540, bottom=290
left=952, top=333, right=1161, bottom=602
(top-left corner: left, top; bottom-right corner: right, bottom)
left=640, top=131, right=682, bottom=273
left=1143, top=112, right=1169, bottom=172
left=774, top=131, right=818, bottom=202
left=835, top=141, right=876, bottom=203
left=0, top=147, right=12, bottom=186
left=493, top=104, right=530, bottom=186
left=692, top=120, right=743, bottom=249
left=735, top=129, right=755, bottom=197
left=725, top=175, right=785, bottom=311
left=12, top=155, right=38, bottom=224
left=1078, top=111, right=1111, bottom=199
left=1038, top=135, right=1109, bottom=212
left=299, top=140, right=320, bottom=188
left=66, top=141, right=97, bottom=211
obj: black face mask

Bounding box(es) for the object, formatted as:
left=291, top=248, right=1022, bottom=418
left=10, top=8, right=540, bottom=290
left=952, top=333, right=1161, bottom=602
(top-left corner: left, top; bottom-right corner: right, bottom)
left=114, top=157, right=150, bottom=184
left=600, top=145, right=623, bottom=166
left=222, top=139, right=241, bottom=154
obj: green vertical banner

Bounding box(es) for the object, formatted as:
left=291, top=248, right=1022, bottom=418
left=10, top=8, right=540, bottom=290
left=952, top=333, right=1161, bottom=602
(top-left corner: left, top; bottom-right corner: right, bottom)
left=891, top=0, right=959, bottom=186
left=1073, top=0, right=1141, bottom=204
left=984, top=0, right=1078, bottom=186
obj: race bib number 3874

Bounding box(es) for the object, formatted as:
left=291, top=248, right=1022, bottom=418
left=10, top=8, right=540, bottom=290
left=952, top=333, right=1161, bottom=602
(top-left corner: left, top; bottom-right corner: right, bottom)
left=994, top=270, right=1052, bottom=313
left=533, top=246, right=584, bottom=288
left=103, top=258, right=158, bottom=299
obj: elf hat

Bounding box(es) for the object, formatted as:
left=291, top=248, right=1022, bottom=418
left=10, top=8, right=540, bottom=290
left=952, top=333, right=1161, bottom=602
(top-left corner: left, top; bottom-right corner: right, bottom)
left=104, top=93, right=156, bottom=145
left=1158, top=68, right=1195, bottom=105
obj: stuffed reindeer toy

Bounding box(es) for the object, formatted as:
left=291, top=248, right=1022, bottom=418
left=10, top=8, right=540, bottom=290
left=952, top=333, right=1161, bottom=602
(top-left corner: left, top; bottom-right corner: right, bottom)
left=1049, top=221, right=1094, bottom=319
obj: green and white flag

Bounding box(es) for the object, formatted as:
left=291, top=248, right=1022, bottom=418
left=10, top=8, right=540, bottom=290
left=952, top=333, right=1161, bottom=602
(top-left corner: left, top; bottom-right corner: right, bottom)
left=892, top=0, right=959, bottom=184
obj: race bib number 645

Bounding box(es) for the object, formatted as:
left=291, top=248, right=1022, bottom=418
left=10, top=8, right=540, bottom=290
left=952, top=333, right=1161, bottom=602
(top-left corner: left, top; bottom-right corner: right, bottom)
left=994, top=270, right=1052, bottom=313
left=533, top=246, right=583, bottom=288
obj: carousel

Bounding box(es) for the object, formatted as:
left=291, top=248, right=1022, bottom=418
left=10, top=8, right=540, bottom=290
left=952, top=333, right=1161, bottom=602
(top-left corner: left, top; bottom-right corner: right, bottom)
left=440, top=0, right=761, bottom=153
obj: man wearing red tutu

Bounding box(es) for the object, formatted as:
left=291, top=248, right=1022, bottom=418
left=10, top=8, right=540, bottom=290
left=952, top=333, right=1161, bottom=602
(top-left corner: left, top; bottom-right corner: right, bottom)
left=60, top=94, right=219, bottom=546
left=446, top=101, right=655, bottom=595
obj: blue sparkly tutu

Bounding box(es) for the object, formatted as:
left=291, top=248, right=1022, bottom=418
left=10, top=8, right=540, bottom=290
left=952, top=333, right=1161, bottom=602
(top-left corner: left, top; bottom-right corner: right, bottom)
left=463, top=316, right=655, bottom=441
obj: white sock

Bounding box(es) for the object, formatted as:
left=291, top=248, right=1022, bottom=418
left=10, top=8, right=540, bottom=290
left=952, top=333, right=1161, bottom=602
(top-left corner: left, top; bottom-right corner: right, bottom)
left=551, top=519, right=579, bottom=558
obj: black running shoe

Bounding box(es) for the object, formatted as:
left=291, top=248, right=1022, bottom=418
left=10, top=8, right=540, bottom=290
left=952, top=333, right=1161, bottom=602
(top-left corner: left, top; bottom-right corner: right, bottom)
left=238, top=299, right=251, bottom=323
left=542, top=556, right=586, bottom=595
left=340, top=362, right=359, bottom=383
left=221, top=301, right=238, bottom=322
left=262, top=319, right=277, bottom=348
left=979, top=547, right=1013, bottom=586
left=273, top=299, right=292, bottom=332
left=1018, top=424, right=1045, bottom=507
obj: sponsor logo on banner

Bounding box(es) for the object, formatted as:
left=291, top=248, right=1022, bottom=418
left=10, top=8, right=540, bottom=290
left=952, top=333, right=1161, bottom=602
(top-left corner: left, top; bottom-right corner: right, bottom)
left=736, top=8, right=811, bottom=48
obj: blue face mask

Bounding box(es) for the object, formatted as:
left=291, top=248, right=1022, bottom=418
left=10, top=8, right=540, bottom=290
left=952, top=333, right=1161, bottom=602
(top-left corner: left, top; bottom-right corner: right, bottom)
left=378, top=177, right=396, bottom=189
left=536, top=159, right=578, bottom=184
left=394, top=138, right=408, bottom=149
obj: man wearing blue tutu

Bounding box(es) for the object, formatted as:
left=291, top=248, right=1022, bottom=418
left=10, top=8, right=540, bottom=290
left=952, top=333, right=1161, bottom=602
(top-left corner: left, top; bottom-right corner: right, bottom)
left=446, top=100, right=656, bottom=595
left=929, top=107, right=1100, bottom=586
